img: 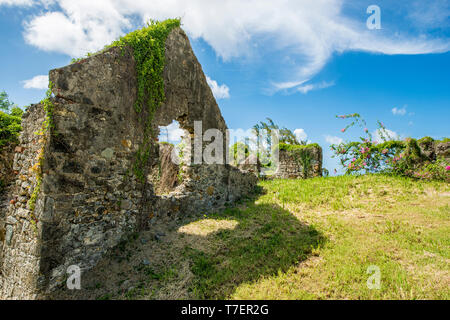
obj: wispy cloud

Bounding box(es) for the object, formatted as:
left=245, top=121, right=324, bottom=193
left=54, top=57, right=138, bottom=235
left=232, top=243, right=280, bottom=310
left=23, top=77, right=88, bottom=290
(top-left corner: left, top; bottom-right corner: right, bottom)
left=325, top=135, right=343, bottom=145
left=22, top=75, right=49, bottom=89
left=0, top=0, right=34, bottom=6
left=392, top=106, right=407, bottom=116
left=407, top=1, right=450, bottom=29
left=206, top=76, right=230, bottom=100
left=272, top=80, right=308, bottom=91
left=297, top=81, right=335, bottom=94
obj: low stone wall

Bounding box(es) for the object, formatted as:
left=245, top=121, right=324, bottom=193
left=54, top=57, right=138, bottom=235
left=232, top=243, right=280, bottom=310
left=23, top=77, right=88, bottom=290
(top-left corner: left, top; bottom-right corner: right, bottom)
left=0, top=27, right=257, bottom=299
left=417, top=137, right=450, bottom=162
left=273, top=145, right=322, bottom=179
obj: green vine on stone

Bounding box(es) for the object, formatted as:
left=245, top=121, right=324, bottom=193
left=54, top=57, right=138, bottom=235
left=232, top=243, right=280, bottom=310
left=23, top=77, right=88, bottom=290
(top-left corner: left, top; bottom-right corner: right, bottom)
left=279, top=143, right=318, bottom=179
left=42, top=82, right=55, bottom=133
left=107, top=18, right=181, bottom=182
left=28, top=82, right=55, bottom=217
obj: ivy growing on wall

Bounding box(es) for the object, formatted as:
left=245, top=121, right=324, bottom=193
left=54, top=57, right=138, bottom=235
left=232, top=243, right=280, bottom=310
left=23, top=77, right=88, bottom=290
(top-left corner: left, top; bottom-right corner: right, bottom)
left=28, top=83, right=55, bottom=220
left=108, top=18, right=181, bottom=182
left=71, top=19, right=181, bottom=182
left=28, top=19, right=181, bottom=219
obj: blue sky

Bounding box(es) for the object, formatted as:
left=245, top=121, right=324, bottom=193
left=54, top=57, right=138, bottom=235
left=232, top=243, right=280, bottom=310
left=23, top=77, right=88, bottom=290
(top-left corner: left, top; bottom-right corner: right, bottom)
left=0, top=0, right=449, bottom=173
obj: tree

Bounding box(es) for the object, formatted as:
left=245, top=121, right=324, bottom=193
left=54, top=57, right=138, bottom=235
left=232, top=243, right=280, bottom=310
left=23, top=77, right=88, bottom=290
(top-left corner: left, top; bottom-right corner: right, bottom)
left=252, top=118, right=309, bottom=170
left=0, top=91, right=15, bottom=112
left=255, top=118, right=306, bottom=146
left=0, top=91, right=23, bottom=147
left=229, top=142, right=250, bottom=165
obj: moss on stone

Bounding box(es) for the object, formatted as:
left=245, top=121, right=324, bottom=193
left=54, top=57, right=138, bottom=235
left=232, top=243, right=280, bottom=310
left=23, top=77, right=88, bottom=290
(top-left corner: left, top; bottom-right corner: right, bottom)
left=417, top=136, right=434, bottom=145
left=279, top=142, right=321, bottom=152
left=404, top=138, right=426, bottom=164
left=278, top=143, right=321, bottom=179
left=436, top=137, right=450, bottom=144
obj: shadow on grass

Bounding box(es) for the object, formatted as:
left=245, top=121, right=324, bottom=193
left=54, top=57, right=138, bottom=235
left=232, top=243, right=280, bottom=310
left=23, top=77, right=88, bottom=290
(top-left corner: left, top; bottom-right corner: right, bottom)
left=178, top=201, right=326, bottom=299
left=51, top=186, right=326, bottom=300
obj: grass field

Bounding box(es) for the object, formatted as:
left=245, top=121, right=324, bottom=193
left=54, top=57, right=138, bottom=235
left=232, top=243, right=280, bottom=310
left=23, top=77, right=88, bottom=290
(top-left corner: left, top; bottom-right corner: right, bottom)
left=68, top=174, right=449, bottom=300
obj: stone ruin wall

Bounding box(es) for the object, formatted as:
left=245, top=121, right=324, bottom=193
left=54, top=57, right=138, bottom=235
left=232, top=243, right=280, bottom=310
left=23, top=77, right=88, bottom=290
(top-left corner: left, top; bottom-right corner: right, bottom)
left=274, top=147, right=323, bottom=179
left=0, top=28, right=257, bottom=299
left=272, top=139, right=449, bottom=181
left=0, top=104, right=46, bottom=299
left=417, top=139, right=450, bottom=163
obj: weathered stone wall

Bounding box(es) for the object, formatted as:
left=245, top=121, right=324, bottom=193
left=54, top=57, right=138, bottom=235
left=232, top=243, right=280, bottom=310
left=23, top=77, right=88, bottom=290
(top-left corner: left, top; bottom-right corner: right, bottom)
left=0, top=27, right=256, bottom=299
left=0, top=104, right=47, bottom=299
left=418, top=138, right=450, bottom=162
left=0, top=143, right=16, bottom=258
left=152, top=143, right=180, bottom=195
left=435, top=141, right=450, bottom=162
left=0, top=142, right=19, bottom=248
left=273, top=146, right=323, bottom=179
left=0, top=144, right=16, bottom=191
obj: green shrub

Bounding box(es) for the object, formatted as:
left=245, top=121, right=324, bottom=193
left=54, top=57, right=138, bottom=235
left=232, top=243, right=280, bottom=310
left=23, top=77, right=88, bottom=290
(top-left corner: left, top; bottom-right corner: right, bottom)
left=332, top=113, right=449, bottom=181
left=0, top=91, right=23, bottom=147
left=0, top=109, right=22, bottom=147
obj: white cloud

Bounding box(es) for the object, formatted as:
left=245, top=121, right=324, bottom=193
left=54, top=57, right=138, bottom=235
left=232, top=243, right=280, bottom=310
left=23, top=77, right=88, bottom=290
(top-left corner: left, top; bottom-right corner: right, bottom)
left=22, top=75, right=49, bottom=89
left=14, top=0, right=450, bottom=92
left=159, top=121, right=185, bottom=143
left=325, top=135, right=343, bottom=145
left=392, top=106, right=407, bottom=116
left=373, top=129, right=400, bottom=142
left=206, top=76, right=230, bottom=100
left=297, top=81, right=335, bottom=94
left=273, top=80, right=307, bottom=91
left=23, top=0, right=131, bottom=57
left=294, top=128, right=307, bottom=142
left=0, top=0, right=34, bottom=6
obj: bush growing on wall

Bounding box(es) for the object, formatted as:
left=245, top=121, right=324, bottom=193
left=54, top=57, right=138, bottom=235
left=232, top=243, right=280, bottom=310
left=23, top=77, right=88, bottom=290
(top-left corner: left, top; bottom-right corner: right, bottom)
left=331, top=113, right=449, bottom=181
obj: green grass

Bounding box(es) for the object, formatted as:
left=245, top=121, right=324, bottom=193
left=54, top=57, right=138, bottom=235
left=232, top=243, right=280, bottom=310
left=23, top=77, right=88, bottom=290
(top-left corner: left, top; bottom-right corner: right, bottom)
left=184, top=174, right=449, bottom=299
left=228, top=175, right=449, bottom=300
left=61, top=174, right=449, bottom=300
